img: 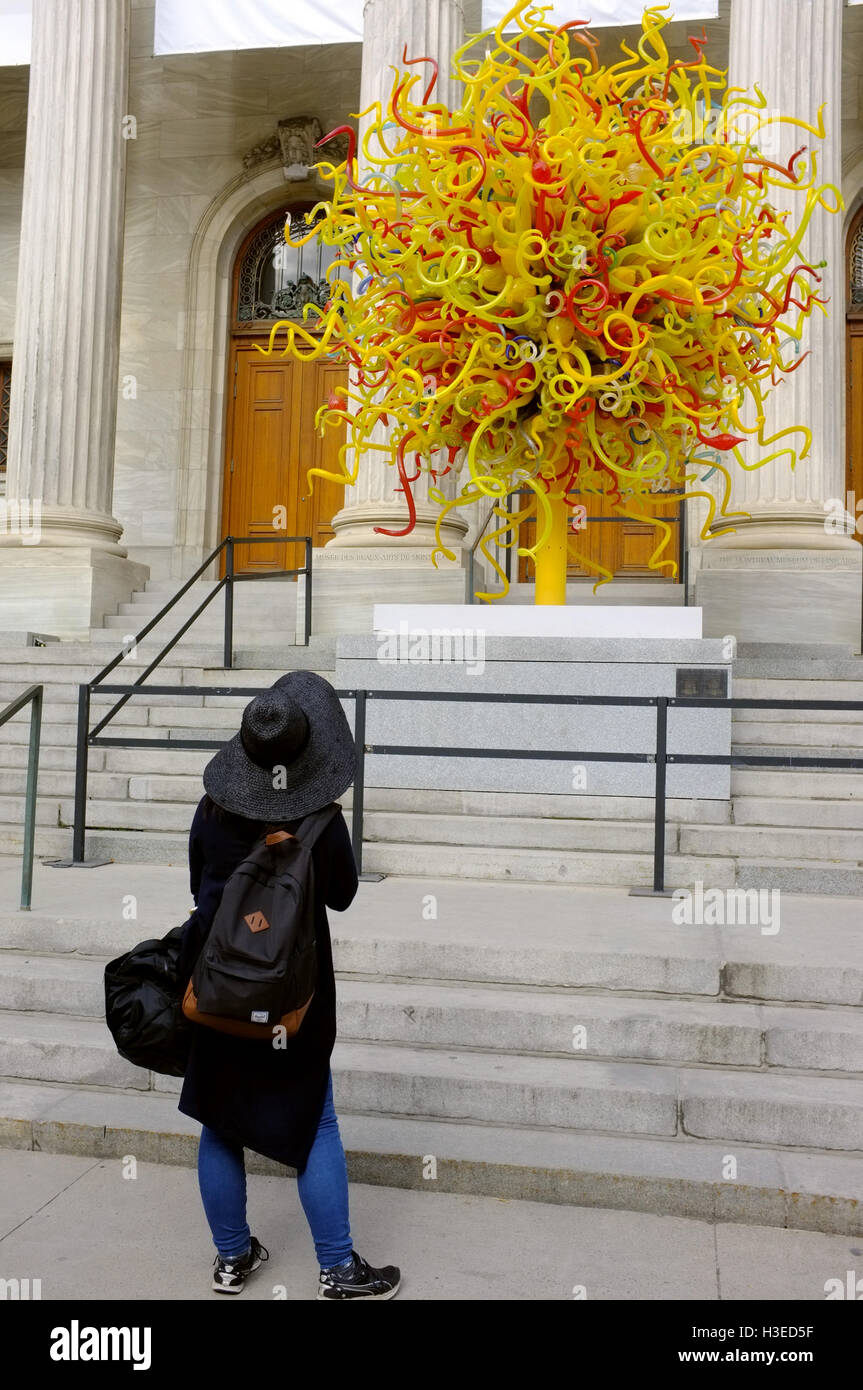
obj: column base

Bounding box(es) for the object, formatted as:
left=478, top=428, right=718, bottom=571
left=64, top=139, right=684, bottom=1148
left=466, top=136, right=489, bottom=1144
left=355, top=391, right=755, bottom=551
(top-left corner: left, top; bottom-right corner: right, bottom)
left=326, top=501, right=469, bottom=554
left=301, top=546, right=467, bottom=636
left=696, top=547, right=863, bottom=648
left=0, top=548, right=149, bottom=640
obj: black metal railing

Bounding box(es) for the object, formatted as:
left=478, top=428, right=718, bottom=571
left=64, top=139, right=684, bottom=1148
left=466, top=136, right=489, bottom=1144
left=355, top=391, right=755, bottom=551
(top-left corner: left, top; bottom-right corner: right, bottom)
left=467, top=488, right=688, bottom=604
left=69, top=535, right=312, bottom=863
left=69, top=680, right=863, bottom=890
left=0, top=685, right=43, bottom=909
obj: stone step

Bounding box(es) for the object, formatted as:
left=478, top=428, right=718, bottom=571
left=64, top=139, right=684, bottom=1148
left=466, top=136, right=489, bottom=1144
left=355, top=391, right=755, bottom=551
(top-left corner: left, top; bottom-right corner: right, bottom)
left=54, top=799, right=192, bottom=832
left=340, top=981, right=863, bottom=1071
left=734, top=659, right=863, bottom=680
left=141, top=578, right=221, bottom=591
left=101, top=613, right=300, bottom=634
left=0, top=745, right=104, bottom=772
left=731, top=745, right=863, bottom=764
left=3, top=691, right=315, bottom=721
left=3, top=953, right=861, bottom=1073
left=734, top=860, right=863, bottom=897
left=733, top=797, right=863, bottom=829
left=1, top=719, right=138, bottom=744
left=84, top=636, right=334, bottom=669
left=734, top=706, right=863, bottom=725
left=731, top=769, right=863, bottom=797
left=1, top=1018, right=860, bottom=1148
left=2, top=1077, right=859, bottom=1231
left=735, top=643, right=858, bottom=660
left=2, top=812, right=858, bottom=891
left=732, top=722, right=863, bottom=748
left=361, top=841, right=734, bottom=888
left=734, top=677, right=863, bottom=703
left=0, top=770, right=129, bottom=800
left=0, top=662, right=325, bottom=690
left=0, top=1011, right=147, bottom=1089
left=681, top=824, right=863, bottom=862
left=0, top=684, right=218, bottom=710
left=65, top=779, right=733, bottom=825
left=2, top=884, right=859, bottom=1004
left=99, top=749, right=210, bottom=775
left=0, top=800, right=860, bottom=893
left=0, top=765, right=732, bottom=831
left=363, top=810, right=678, bottom=855
left=0, top=795, right=63, bottom=828
left=327, top=1042, right=863, bottom=1150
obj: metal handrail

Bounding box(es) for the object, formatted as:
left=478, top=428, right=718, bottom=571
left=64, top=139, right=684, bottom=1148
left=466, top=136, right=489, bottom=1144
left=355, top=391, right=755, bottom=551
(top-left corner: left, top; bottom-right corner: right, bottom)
left=68, top=679, right=863, bottom=891
left=466, top=493, right=512, bottom=603
left=70, top=534, right=313, bottom=863
left=0, top=685, right=43, bottom=908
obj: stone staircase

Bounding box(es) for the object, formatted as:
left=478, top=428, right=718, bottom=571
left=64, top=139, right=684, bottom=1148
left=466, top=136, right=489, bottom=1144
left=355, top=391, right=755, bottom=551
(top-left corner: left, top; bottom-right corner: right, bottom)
left=1, top=595, right=862, bottom=890
left=0, top=588, right=862, bottom=1229
left=0, top=876, right=860, bottom=1231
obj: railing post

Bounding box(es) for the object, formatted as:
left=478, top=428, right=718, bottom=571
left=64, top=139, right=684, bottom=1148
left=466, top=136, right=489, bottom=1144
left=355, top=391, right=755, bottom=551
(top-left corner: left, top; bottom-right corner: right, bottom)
left=351, top=689, right=366, bottom=876
left=679, top=493, right=689, bottom=606
left=304, top=537, right=312, bottom=647
left=71, top=684, right=91, bottom=865
left=224, top=537, right=234, bottom=669
left=652, top=697, right=668, bottom=893
left=20, top=687, right=42, bottom=910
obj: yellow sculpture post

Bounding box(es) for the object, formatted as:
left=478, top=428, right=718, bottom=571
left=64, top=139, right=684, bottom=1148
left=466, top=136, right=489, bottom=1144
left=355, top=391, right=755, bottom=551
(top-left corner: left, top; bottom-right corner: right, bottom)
left=534, top=494, right=569, bottom=606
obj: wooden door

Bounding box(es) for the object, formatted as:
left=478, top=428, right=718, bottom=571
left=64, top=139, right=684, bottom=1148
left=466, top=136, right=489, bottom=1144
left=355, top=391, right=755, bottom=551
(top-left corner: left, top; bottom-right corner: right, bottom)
left=518, top=477, right=682, bottom=583
left=222, top=342, right=346, bottom=575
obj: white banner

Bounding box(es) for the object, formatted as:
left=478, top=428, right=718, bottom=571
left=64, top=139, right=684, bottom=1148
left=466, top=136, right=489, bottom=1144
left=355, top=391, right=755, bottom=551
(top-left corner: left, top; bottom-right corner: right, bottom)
left=482, top=1, right=718, bottom=26
left=0, top=0, right=31, bottom=65
left=5, top=1, right=859, bottom=69
left=153, top=0, right=364, bottom=55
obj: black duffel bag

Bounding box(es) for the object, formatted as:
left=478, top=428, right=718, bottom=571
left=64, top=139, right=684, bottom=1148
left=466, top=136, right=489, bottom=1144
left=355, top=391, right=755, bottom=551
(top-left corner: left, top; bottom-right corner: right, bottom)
left=104, top=923, right=193, bottom=1077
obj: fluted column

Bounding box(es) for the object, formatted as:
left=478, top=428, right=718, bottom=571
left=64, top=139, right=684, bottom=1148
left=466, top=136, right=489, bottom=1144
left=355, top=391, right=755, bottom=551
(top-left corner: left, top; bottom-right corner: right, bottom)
left=710, top=0, right=851, bottom=549
left=3, top=0, right=131, bottom=555
left=693, top=0, right=860, bottom=644
left=327, top=0, right=469, bottom=553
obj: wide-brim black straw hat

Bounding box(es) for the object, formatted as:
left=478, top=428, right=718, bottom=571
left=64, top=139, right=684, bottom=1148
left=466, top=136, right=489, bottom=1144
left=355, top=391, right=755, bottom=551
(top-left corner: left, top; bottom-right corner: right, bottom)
left=202, top=671, right=356, bottom=821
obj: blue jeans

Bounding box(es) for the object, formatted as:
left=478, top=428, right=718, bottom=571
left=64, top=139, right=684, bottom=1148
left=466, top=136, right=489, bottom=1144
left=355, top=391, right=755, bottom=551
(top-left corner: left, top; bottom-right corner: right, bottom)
left=197, top=1071, right=353, bottom=1269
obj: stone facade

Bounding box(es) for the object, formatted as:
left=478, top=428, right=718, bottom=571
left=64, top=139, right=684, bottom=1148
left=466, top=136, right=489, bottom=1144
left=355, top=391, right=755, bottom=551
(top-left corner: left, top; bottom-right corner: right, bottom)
left=0, top=0, right=861, bottom=638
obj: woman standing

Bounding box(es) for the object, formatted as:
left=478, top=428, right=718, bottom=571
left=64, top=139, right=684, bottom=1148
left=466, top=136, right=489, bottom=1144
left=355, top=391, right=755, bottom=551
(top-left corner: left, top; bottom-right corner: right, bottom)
left=177, top=671, right=400, bottom=1301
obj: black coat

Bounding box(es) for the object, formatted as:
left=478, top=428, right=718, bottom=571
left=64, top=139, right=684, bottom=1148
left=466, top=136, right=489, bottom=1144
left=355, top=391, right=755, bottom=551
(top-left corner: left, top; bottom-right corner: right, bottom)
left=177, top=796, right=358, bottom=1172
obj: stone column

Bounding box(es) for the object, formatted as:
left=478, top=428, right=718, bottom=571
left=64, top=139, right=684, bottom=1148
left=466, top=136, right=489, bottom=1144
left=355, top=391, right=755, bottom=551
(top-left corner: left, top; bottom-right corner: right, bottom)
left=0, top=0, right=147, bottom=638
left=310, top=0, right=470, bottom=630
left=326, top=0, right=469, bottom=556
left=695, top=0, right=860, bottom=644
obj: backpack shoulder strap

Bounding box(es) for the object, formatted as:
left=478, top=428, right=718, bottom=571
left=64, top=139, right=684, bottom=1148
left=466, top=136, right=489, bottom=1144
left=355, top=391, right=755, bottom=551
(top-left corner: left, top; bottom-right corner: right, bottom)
left=292, top=802, right=340, bottom=850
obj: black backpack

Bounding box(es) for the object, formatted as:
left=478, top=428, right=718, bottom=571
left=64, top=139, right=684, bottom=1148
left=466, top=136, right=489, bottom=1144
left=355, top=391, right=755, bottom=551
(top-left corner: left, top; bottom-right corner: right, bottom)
left=182, top=804, right=338, bottom=1040
left=104, top=924, right=193, bottom=1076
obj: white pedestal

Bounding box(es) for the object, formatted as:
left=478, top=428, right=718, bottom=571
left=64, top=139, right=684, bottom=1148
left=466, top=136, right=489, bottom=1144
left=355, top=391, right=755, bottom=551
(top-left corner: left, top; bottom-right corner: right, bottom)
left=336, top=633, right=732, bottom=799
left=373, top=604, right=704, bottom=639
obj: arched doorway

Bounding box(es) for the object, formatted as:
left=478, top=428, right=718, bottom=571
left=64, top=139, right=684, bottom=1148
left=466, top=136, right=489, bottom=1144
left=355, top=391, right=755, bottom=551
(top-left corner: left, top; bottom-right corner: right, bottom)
left=221, top=207, right=347, bottom=575
left=847, top=204, right=863, bottom=535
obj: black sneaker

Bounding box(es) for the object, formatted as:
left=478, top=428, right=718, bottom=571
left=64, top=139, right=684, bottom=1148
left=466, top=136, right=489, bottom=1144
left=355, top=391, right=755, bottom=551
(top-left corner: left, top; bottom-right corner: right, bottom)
left=212, top=1237, right=269, bottom=1294
left=317, top=1250, right=401, bottom=1301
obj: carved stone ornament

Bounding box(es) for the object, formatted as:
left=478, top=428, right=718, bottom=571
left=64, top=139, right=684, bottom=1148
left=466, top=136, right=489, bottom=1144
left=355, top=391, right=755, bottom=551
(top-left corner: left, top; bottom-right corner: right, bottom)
left=242, top=116, right=350, bottom=176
